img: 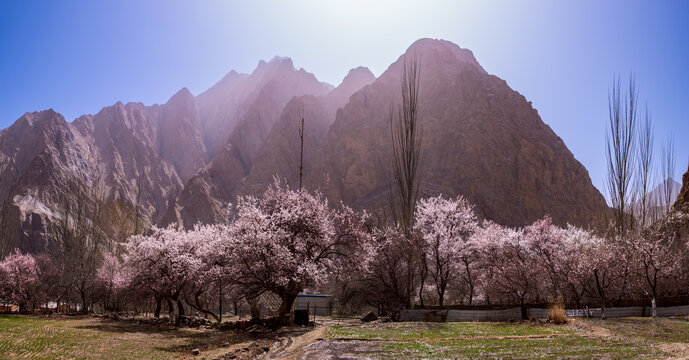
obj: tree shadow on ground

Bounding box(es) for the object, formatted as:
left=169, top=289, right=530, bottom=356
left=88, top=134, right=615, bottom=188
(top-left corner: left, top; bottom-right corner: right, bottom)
left=74, top=319, right=253, bottom=353
left=154, top=325, right=316, bottom=354
left=74, top=318, right=315, bottom=354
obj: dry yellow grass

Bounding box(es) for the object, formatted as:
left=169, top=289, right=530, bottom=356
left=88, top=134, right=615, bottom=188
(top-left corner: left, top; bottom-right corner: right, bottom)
left=547, top=303, right=568, bottom=324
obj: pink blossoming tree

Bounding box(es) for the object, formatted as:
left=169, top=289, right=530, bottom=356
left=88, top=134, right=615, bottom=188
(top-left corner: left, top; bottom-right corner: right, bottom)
left=124, top=226, right=202, bottom=320
left=415, top=195, right=479, bottom=306
left=227, top=180, right=372, bottom=321
left=0, top=249, right=44, bottom=312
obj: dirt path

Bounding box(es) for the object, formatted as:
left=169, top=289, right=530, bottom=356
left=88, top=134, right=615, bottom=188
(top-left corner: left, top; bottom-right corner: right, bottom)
left=264, top=326, right=326, bottom=359
left=568, top=319, right=615, bottom=338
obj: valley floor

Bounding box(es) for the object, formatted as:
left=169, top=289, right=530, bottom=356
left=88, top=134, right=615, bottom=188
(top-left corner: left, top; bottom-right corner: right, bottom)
left=2, top=315, right=689, bottom=359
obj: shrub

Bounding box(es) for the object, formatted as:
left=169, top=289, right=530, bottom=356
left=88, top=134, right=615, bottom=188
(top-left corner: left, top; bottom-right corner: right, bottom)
left=547, top=303, right=568, bottom=324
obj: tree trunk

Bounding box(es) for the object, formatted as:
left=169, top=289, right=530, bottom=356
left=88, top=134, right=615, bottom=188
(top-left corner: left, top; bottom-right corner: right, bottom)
left=651, top=297, right=657, bottom=318
left=418, top=268, right=426, bottom=308
left=406, top=260, right=414, bottom=309
left=187, top=293, right=220, bottom=323
left=218, top=282, right=223, bottom=323
left=520, top=299, right=527, bottom=320
left=594, top=269, right=607, bottom=320
left=154, top=298, right=162, bottom=318
left=167, top=298, right=174, bottom=320
left=279, top=293, right=298, bottom=323
left=81, top=291, right=88, bottom=314
left=465, top=260, right=474, bottom=305
left=177, top=299, right=185, bottom=317
left=438, top=276, right=446, bottom=307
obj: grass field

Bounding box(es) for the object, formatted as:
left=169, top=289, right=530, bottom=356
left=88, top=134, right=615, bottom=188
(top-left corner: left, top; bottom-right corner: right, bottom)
left=0, top=315, right=238, bottom=360
left=321, top=318, right=689, bottom=359
left=2, top=315, right=689, bottom=359
left=584, top=317, right=689, bottom=344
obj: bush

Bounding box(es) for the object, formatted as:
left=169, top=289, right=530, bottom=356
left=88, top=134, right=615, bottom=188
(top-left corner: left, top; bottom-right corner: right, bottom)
left=547, top=303, right=568, bottom=324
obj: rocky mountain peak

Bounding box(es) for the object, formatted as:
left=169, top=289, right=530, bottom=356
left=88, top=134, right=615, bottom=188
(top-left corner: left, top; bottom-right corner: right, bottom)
left=405, top=38, right=483, bottom=69
left=373, top=38, right=486, bottom=90
left=159, top=87, right=206, bottom=183
left=256, top=56, right=295, bottom=74
left=327, top=67, right=376, bottom=105
left=168, top=87, right=194, bottom=104
left=342, top=67, right=375, bottom=87
left=270, top=55, right=294, bottom=67
left=16, top=109, right=65, bottom=129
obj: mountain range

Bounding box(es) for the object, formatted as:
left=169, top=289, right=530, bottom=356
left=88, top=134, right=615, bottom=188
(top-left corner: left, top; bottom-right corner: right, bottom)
left=0, top=38, right=609, bottom=253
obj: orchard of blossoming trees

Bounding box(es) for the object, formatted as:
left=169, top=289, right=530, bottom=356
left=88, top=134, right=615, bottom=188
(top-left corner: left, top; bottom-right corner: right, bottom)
left=0, top=178, right=687, bottom=322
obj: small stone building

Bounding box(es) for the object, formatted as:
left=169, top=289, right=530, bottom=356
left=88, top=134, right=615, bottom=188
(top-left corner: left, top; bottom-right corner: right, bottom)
left=294, top=294, right=331, bottom=316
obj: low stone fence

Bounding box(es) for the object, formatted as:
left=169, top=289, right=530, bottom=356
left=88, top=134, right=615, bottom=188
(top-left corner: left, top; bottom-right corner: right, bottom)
left=529, top=305, right=689, bottom=319
left=398, top=304, right=689, bottom=322
left=652, top=305, right=689, bottom=317
left=527, top=307, right=643, bottom=319
left=399, top=308, right=522, bottom=322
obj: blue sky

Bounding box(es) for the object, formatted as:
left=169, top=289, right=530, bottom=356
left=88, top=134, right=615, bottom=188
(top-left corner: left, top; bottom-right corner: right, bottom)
left=1, top=0, right=687, bottom=196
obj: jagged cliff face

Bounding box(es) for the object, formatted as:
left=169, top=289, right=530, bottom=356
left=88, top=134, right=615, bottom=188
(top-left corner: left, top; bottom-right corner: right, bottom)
left=239, top=67, right=376, bottom=197
left=0, top=110, right=92, bottom=253
left=195, top=57, right=331, bottom=158
left=166, top=58, right=335, bottom=226
left=0, top=38, right=610, bottom=253
left=0, top=89, right=209, bottom=252
left=674, top=164, right=689, bottom=214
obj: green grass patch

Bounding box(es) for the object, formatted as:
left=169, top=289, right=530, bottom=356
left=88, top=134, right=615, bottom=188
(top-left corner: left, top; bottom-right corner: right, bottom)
left=328, top=321, right=570, bottom=340
left=327, top=321, right=667, bottom=359
left=379, top=336, right=659, bottom=359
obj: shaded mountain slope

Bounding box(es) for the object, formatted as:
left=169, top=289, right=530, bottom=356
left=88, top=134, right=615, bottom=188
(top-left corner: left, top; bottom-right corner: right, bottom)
left=308, top=38, right=607, bottom=227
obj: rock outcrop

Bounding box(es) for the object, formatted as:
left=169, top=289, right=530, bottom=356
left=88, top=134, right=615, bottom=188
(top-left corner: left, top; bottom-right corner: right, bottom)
left=158, top=88, right=208, bottom=183
left=674, top=164, right=689, bottom=214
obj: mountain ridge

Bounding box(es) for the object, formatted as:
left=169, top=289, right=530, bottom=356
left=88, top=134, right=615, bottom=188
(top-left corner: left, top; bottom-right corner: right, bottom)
left=0, top=38, right=609, bottom=252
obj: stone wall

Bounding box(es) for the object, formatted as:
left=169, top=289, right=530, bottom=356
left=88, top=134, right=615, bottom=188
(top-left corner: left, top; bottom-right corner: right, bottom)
left=399, top=305, right=689, bottom=322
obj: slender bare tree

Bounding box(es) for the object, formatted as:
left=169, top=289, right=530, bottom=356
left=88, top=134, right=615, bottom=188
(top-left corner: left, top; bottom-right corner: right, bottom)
left=661, top=135, right=676, bottom=214
left=637, top=105, right=654, bottom=227
left=606, top=75, right=638, bottom=234
left=0, top=161, right=13, bottom=259
left=389, top=56, right=422, bottom=308
left=298, top=107, right=305, bottom=191
left=133, top=166, right=144, bottom=235
left=51, top=177, right=109, bottom=313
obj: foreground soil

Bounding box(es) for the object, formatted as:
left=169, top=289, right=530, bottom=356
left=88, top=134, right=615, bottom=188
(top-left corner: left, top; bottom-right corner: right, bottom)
left=3, top=315, right=689, bottom=359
